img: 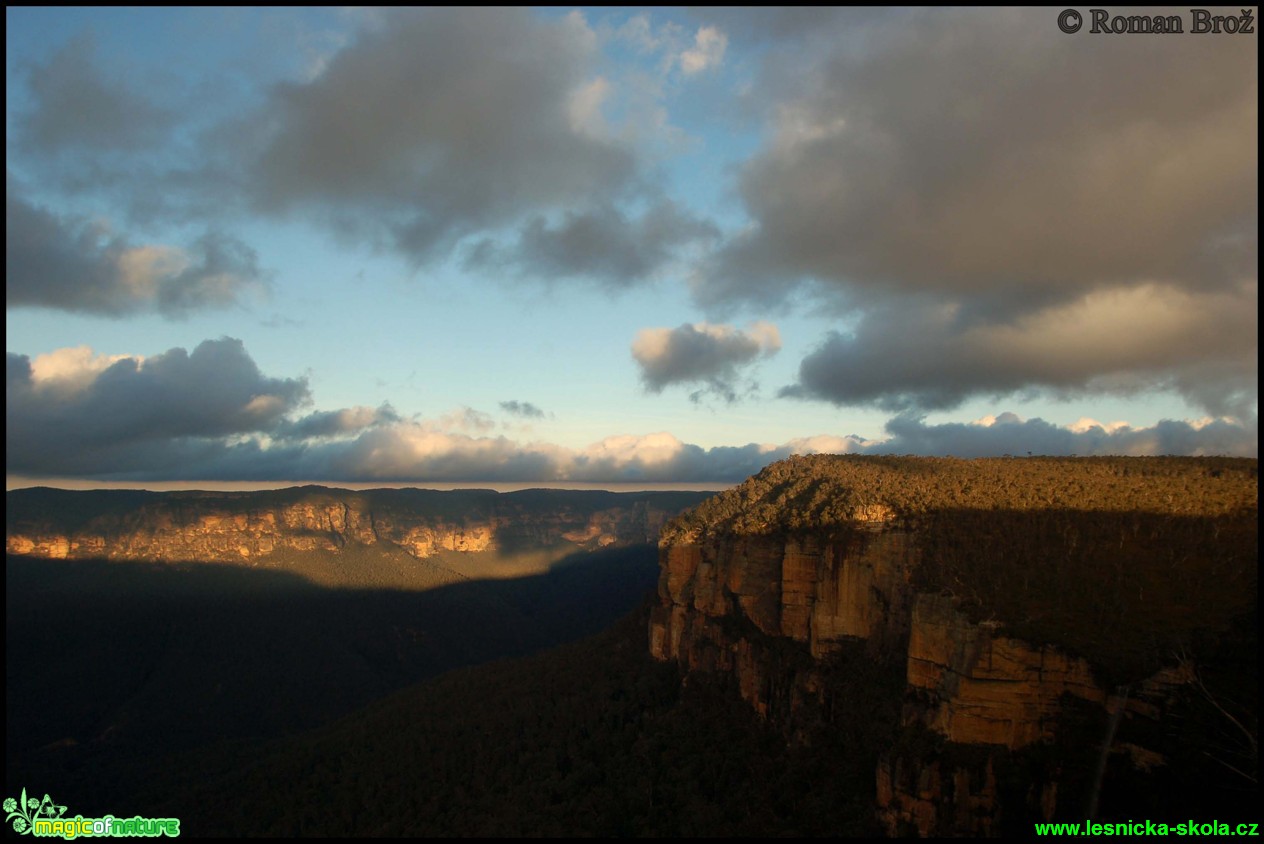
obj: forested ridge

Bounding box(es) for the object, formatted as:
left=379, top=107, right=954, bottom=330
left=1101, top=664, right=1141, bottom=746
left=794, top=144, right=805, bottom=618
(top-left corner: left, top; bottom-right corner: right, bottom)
left=665, top=455, right=1256, bottom=540
left=668, top=455, right=1258, bottom=681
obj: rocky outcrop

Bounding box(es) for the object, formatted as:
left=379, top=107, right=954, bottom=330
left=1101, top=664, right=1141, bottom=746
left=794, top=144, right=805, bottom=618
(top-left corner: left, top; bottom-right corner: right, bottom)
left=904, top=594, right=1193, bottom=750
left=6, top=486, right=710, bottom=565
left=874, top=593, right=1199, bottom=835
left=649, top=456, right=1258, bottom=837
left=650, top=526, right=917, bottom=717
left=650, top=525, right=1206, bottom=834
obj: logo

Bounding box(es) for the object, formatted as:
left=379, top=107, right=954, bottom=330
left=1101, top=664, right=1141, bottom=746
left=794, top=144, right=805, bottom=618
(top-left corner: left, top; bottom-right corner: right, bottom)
left=4, top=790, right=179, bottom=839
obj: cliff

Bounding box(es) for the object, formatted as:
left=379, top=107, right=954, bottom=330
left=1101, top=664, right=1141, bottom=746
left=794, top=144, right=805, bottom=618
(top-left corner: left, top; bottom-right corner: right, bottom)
left=649, top=456, right=1258, bottom=836
left=6, top=486, right=711, bottom=583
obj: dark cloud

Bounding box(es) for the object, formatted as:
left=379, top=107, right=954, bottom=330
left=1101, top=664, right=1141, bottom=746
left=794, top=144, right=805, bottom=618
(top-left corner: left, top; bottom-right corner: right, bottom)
left=465, top=201, right=718, bottom=287
left=6, top=184, right=264, bottom=317
left=500, top=400, right=547, bottom=420
left=632, top=321, right=781, bottom=402
left=245, top=8, right=637, bottom=262
left=13, top=36, right=175, bottom=155
left=783, top=285, right=1258, bottom=417
left=695, top=7, right=1257, bottom=416
left=703, top=8, right=1256, bottom=307
left=274, top=405, right=400, bottom=441
left=9, top=9, right=714, bottom=288
left=864, top=413, right=1258, bottom=460
left=6, top=338, right=310, bottom=477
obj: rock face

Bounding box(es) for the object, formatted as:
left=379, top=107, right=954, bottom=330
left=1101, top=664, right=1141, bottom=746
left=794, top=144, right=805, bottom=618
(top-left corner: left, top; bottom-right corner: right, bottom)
left=650, top=527, right=1200, bottom=835
left=876, top=592, right=1202, bottom=836
left=650, top=525, right=916, bottom=715
left=648, top=456, right=1258, bottom=837
left=904, top=594, right=1192, bottom=751
left=6, top=486, right=710, bottom=566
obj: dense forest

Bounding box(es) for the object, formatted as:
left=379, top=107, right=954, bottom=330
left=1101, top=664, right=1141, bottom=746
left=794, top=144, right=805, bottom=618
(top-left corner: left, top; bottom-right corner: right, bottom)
left=666, top=455, right=1256, bottom=539
left=6, top=581, right=906, bottom=836
left=134, top=604, right=903, bottom=837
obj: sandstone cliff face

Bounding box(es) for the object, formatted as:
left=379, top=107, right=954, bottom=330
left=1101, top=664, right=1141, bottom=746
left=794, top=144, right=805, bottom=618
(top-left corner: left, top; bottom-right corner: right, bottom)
left=873, top=591, right=1199, bottom=835
left=6, top=487, right=704, bottom=566
left=649, top=522, right=1201, bottom=836
left=650, top=525, right=916, bottom=714
left=904, top=594, right=1191, bottom=750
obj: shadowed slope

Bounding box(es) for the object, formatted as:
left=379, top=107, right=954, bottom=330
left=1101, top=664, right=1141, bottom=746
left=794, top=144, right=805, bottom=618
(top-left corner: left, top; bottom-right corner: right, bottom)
left=6, top=543, right=662, bottom=813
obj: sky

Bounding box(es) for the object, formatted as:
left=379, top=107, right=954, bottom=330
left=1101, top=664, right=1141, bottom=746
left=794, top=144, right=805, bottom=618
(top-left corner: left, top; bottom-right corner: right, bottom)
left=5, top=7, right=1258, bottom=488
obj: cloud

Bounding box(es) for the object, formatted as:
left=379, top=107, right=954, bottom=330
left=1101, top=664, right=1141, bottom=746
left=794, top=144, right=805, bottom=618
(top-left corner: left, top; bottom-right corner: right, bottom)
left=702, top=8, right=1256, bottom=307
left=437, top=407, right=496, bottom=434
left=679, top=26, right=727, bottom=74
left=688, top=8, right=886, bottom=46
left=612, top=14, right=679, bottom=55
left=694, top=7, right=1256, bottom=417
left=609, top=15, right=731, bottom=82
left=6, top=184, right=264, bottom=317
left=632, top=321, right=781, bottom=402
left=6, top=338, right=310, bottom=477
left=12, top=36, right=175, bottom=155
left=26, top=346, right=133, bottom=394
left=243, top=8, right=638, bottom=262
left=6, top=341, right=1254, bottom=482
left=311, top=426, right=565, bottom=483
left=784, top=283, right=1257, bottom=417
left=500, top=400, right=547, bottom=420
left=9, top=10, right=715, bottom=290
left=274, top=405, right=400, bottom=441
left=864, top=412, right=1258, bottom=460
left=326, top=430, right=786, bottom=485
left=465, top=200, right=718, bottom=287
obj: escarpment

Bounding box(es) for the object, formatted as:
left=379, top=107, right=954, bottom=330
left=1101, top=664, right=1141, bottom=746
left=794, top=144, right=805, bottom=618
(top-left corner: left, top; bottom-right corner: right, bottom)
left=650, top=456, right=1258, bottom=837
left=6, top=486, right=710, bottom=568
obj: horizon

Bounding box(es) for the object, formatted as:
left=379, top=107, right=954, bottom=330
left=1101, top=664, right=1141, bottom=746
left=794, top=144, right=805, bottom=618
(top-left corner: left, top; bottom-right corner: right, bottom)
left=6, top=8, right=1257, bottom=487
left=4, top=477, right=733, bottom=494
left=9, top=452, right=1255, bottom=496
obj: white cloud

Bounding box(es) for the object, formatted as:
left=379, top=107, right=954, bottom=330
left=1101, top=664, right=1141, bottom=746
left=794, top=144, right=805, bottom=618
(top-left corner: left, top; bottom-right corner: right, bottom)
left=680, top=26, right=727, bottom=74
left=1069, top=417, right=1130, bottom=435
left=581, top=432, right=685, bottom=468
left=28, top=346, right=135, bottom=392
